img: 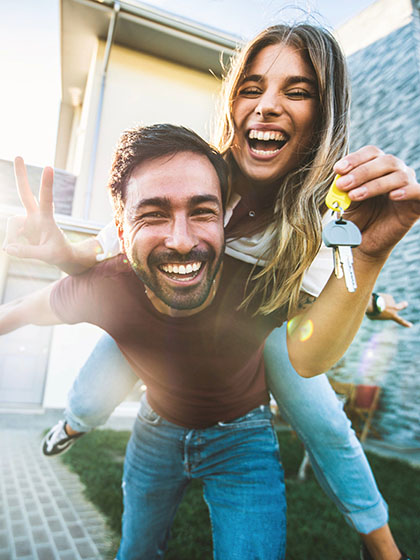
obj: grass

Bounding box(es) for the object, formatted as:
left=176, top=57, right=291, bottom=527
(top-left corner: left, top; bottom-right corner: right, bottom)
left=61, top=429, right=420, bottom=560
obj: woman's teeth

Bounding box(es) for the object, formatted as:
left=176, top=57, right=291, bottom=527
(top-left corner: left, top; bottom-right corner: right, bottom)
left=248, top=129, right=286, bottom=141
left=248, top=129, right=288, bottom=155
left=160, top=262, right=202, bottom=275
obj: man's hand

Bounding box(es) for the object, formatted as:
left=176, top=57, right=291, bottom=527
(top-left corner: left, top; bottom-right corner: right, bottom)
left=3, top=158, right=102, bottom=275
left=334, top=146, right=420, bottom=261
left=367, top=292, right=413, bottom=327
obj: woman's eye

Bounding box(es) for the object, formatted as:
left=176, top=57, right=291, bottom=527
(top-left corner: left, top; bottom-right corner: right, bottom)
left=286, top=89, right=313, bottom=99
left=238, top=86, right=261, bottom=97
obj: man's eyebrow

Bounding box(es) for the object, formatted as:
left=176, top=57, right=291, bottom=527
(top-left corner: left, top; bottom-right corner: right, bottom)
left=127, top=194, right=221, bottom=218
left=189, top=195, right=221, bottom=207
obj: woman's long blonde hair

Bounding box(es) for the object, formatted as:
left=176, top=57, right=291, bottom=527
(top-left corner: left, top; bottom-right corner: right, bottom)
left=212, top=24, right=350, bottom=316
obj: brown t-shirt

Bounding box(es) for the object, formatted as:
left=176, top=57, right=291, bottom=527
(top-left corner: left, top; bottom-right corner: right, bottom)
left=50, top=254, right=286, bottom=428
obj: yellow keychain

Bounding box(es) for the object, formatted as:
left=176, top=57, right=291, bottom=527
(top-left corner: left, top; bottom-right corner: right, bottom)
left=325, top=174, right=351, bottom=214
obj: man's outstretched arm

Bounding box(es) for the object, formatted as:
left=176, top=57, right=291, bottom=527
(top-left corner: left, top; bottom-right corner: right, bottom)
left=0, top=284, right=63, bottom=335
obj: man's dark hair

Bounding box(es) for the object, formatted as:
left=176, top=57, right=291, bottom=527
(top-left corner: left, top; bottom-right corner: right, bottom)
left=108, top=123, right=229, bottom=219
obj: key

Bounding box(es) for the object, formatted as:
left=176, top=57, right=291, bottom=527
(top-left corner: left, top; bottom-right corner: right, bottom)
left=322, top=218, right=362, bottom=292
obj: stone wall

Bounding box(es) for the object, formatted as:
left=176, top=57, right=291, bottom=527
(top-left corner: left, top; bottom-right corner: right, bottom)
left=331, top=20, right=420, bottom=447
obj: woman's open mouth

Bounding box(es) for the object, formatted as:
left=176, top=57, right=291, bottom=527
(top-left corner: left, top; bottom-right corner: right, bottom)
left=247, top=129, right=288, bottom=156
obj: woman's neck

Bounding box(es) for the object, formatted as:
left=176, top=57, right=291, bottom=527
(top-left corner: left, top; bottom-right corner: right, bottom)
left=231, top=166, right=278, bottom=208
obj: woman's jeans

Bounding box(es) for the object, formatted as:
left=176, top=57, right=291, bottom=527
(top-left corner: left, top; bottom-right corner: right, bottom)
left=65, top=326, right=388, bottom=535
left=117, top=395, right=286, bottom=560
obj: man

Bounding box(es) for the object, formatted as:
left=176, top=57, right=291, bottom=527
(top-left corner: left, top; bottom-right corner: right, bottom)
left=2, top=124, right=288, bottom=559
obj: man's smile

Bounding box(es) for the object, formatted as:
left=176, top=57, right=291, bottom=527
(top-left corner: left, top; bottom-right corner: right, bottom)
left=158, top=261, right=204, bottom=282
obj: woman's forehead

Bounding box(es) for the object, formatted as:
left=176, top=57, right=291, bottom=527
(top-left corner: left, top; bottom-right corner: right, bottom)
left=242, top=43, right=315, bottom=82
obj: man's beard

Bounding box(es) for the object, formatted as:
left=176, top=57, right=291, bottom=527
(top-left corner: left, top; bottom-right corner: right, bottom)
left=128, top=246, right=224, bottom=310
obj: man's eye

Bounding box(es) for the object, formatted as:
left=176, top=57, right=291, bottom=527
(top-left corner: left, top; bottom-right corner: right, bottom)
left=192, top=208, right=217, bottom=217
left=140, top=212, right=166, bottom=220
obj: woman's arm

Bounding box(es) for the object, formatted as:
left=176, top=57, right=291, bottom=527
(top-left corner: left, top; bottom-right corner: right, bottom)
left=0, top=284, right=63, bottom=335
left=287, top=146, right=420, bottom=377
left=3, top=158, right=108, bottom=275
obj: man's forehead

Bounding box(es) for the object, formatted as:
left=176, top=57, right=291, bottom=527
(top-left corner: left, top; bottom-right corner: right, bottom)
left=126, top=151, right=222, bottom=202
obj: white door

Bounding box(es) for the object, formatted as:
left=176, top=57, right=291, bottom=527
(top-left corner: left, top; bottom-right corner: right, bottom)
left=0, top=260, right=59, bottom=406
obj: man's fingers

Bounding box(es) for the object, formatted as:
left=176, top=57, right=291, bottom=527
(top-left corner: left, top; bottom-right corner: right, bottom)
left=39, top=166, right=55, bottom=216
left=14, top=157, right=39, bottom=215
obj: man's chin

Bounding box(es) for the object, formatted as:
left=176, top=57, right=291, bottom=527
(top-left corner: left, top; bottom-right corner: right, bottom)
left=156, top=286, right=213, bottom=311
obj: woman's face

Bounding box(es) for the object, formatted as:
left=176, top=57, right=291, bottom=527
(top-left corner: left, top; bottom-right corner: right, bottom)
left=231, top=43, right=319, bottom=187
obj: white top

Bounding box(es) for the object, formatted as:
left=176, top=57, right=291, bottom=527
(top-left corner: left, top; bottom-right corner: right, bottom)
left=96, top=199, right=334, bottom=298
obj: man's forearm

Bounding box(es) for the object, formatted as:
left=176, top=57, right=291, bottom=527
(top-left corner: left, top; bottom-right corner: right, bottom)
left=0, top=284, right=63, bottom=335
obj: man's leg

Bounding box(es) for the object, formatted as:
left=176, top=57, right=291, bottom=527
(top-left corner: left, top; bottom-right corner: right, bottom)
left=197, top=406, right=287, bottom=560
left=264, top=325, right=402, bottom=559
left=117, top=394, right=189, bottom=560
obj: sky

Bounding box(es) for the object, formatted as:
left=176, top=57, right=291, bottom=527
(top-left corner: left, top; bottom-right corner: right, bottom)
left=0, top=0, right=377, bottom=168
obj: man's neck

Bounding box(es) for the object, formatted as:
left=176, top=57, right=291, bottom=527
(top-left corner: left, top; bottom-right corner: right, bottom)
left=144, top=266, right=222, bottom=318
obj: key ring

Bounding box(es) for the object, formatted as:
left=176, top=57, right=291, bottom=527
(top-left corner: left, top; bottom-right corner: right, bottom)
left=332, top=202, right=345, bottom=222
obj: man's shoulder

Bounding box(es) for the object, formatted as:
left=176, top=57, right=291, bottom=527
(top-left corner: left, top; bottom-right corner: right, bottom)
left=88, top=254, right=134, bottom=281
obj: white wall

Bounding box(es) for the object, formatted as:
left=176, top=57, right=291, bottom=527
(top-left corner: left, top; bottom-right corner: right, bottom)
left=71, top=41, right=221, bottom=223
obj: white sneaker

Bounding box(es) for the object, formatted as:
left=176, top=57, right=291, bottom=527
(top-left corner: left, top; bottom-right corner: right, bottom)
left=41, top=420, right=84, bottom=456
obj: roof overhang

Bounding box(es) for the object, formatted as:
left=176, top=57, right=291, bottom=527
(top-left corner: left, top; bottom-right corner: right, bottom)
left=60, top=0, right=240, bottom=106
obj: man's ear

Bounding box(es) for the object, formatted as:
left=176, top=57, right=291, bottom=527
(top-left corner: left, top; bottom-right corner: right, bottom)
left=115, top=217, right=125, bottom=253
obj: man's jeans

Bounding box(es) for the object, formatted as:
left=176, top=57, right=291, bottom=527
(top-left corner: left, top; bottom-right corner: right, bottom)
left=65, top=326, right=388, bottom=534
left=116, top=395, right=286, bottom=560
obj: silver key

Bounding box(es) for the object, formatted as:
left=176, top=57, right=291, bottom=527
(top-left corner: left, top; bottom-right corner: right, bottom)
left=322, top=219, right=362, bottom=292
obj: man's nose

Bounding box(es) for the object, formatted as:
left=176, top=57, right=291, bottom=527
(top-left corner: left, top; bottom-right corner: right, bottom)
left=164, top=217, right=198, bottom=254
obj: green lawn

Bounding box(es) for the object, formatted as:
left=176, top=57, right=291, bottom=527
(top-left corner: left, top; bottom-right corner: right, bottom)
left=61, top=429, right=420, bottom=560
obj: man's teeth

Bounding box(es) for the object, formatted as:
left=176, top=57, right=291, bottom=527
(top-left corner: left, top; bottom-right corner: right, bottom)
left=160, top=262, right=202, bottom=274
left=248, top=129, right=286, bottom=141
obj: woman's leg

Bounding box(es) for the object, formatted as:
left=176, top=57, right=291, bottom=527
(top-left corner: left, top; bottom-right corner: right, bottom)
left=65, top=333, right=139, bottom=432
left=264, top=324, right=388, bottom=534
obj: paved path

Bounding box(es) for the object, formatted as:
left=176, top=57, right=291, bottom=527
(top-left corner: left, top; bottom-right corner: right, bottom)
left=0, top=410, right=128, bottom=560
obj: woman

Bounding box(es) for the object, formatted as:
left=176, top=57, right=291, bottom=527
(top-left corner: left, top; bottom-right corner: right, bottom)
left=10, top=24, right=417, bottom=559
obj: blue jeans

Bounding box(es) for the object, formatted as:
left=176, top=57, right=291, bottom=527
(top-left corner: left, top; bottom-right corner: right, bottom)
left=264, top=325, right=388, bottom=534
left=65, top=328, right=388, bottom=534
left=116, top=395, right=286, bottom=560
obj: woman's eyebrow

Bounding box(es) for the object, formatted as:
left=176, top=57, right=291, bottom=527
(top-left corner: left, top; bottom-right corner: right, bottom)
left=240, top=74, right=316, bottom=88
left=240, top=73, right=264, bottom=84
left=284, top=75, right=317, bottom=88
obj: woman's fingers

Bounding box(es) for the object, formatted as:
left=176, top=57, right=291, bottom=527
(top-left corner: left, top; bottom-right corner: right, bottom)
left=2, top=215, right=25, bottom=248
left=14, top=157, right=39, bottom=215
left=39, top=166, right=54, bottom=216
left=334, top=147, right=420, bottom=202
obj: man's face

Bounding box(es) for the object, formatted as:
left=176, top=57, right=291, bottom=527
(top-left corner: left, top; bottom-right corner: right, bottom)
left=120, top=151, right=225, bottom=312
